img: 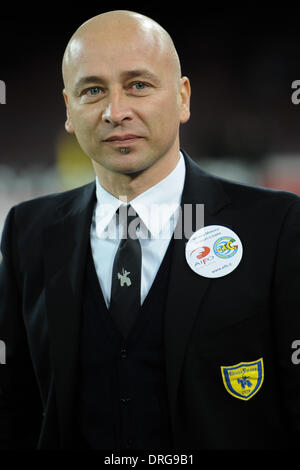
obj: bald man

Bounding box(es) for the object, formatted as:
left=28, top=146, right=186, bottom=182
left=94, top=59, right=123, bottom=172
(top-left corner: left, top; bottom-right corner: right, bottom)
left=62, top=11, right=190, bottom=198
left=1, top=10, right=300, bottom=451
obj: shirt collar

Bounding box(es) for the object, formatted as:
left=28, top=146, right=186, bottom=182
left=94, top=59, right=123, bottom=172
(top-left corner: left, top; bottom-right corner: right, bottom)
left=94, top=152, right=186, bottom=238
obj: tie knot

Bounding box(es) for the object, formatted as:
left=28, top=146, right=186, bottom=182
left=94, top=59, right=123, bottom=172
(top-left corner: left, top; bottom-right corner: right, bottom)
left=118, top=204, right=140, bottom=239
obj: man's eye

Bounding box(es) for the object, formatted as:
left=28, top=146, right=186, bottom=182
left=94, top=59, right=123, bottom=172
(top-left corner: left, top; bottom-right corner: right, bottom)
left=87, top=87, right=101, bottom=96
left=132, top=82, right=148, bottom=90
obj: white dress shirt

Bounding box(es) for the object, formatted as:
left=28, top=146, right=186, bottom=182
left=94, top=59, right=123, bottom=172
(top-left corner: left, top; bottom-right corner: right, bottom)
left=90, top=152, right=186, bottom=308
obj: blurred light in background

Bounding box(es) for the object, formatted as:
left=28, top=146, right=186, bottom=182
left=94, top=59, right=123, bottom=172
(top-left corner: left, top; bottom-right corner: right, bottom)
left=259, top=154, right=300, bottom=194
left=56, top=133, right=94, bottom=189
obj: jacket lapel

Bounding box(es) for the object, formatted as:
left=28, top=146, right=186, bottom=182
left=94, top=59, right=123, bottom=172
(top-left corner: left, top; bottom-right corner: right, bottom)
left=165, top=151, right=231, bottom=427
left=43, top=182, right=96, bottom=446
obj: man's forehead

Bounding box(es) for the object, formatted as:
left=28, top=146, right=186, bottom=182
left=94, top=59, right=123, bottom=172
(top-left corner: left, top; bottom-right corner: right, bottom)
left=67, top=27, right=161, bottom=63
left=65, top=32, right=165, bottom=84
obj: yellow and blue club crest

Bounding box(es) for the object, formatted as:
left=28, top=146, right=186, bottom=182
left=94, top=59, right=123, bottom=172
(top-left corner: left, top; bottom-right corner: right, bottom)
left=221, top=358, right=264, bottom=401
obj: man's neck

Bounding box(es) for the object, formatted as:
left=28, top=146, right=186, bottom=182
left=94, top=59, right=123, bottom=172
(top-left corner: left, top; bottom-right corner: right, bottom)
left=92, top=150, right=181, bottom=202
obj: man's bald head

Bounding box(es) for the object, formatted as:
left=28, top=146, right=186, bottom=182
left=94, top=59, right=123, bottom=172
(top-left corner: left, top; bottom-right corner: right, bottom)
left=62, top=10, right=182, bottom=89
left=61, top=9, right=191, bottom=188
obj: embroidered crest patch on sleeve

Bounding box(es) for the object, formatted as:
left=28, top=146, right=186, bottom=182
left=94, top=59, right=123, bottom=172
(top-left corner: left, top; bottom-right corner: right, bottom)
left=221, top=358, right=264, bottom=401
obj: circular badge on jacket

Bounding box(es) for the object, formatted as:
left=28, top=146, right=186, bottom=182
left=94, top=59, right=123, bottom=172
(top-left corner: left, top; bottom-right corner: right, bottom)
left=185, top=225, right=243, bottom=278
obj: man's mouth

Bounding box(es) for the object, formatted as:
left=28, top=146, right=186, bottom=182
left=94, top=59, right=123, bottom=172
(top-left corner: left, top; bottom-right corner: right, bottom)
left=104, top=134, right=142, bottom=145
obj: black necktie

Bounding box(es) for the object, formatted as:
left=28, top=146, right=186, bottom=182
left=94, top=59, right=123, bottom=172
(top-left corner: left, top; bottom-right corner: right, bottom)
left=109, top=204, right=142, bottom=338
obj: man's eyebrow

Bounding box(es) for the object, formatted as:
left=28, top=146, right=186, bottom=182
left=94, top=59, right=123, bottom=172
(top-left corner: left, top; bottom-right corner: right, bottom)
left=73, top=75, right=104, bottom=95
left=120, top=69, right=160, bottom=84
left=73, top=70, right=160, bottom=94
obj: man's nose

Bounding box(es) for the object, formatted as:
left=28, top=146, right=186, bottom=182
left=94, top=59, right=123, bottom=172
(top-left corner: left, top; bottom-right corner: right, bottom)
left=102, top=90, right=134, bottom=125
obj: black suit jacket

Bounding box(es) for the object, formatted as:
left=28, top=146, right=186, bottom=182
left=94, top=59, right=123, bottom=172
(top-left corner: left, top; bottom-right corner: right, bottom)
left=1, top=151, right=300, bottom=449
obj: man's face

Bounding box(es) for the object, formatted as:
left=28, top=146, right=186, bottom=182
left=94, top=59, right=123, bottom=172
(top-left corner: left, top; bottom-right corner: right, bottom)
left=63, top=23, right=190, bottom=176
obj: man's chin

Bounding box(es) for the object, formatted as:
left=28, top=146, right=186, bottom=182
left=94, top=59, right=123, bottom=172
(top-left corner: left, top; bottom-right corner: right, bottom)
left=113, top=162, right=150, bottom=177
left=103, top=152, right=152, bottom=176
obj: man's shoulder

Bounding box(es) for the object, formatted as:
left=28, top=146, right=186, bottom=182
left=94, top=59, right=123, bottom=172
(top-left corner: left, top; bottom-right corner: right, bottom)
left=12, top=181, right=95, bottom=226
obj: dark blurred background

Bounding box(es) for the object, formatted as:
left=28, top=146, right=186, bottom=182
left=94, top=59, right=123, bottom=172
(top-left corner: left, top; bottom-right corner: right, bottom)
left=1, top=5, right=300, bottom=233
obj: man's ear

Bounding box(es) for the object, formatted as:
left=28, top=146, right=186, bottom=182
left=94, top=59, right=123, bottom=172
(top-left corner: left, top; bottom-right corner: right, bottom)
left=179, top=76, right=191, bottom=124
left=62, top=89, right=75, bottom=134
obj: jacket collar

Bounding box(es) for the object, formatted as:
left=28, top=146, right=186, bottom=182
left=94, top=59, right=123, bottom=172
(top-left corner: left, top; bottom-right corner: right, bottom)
left=181, top=149, right=230, bottom=216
